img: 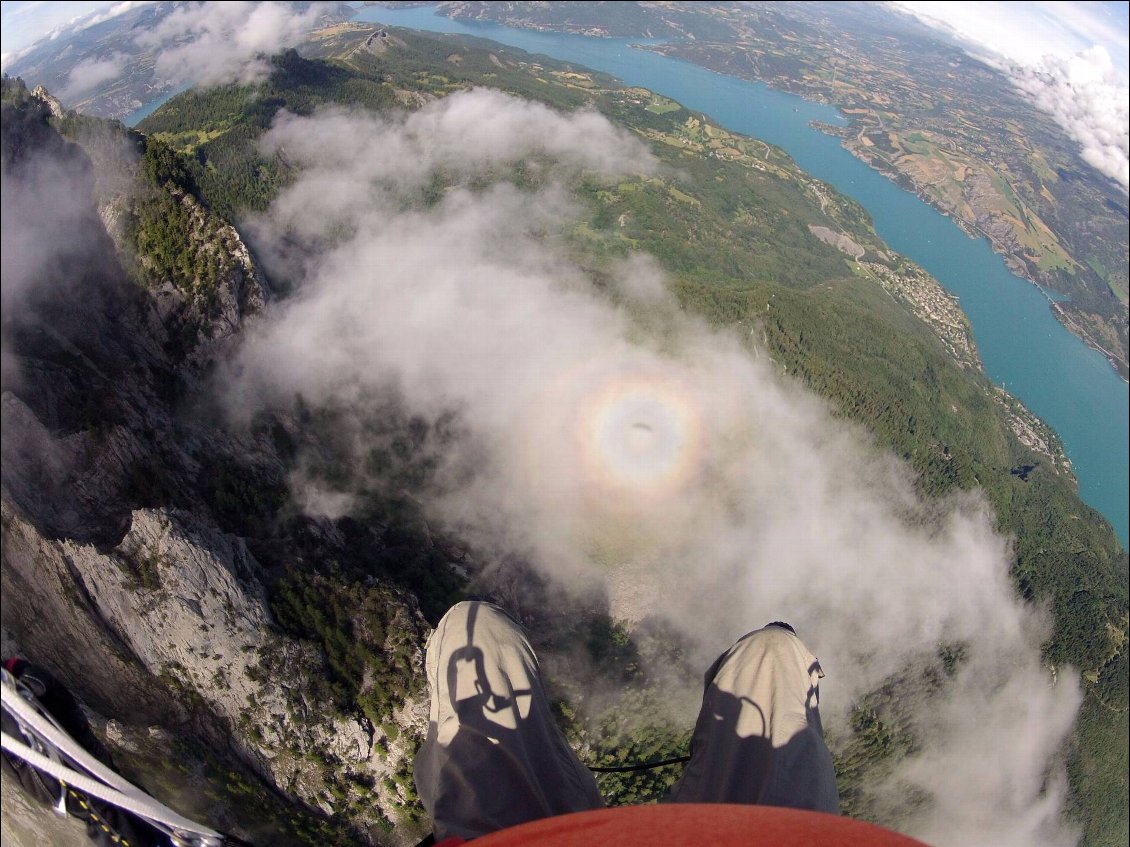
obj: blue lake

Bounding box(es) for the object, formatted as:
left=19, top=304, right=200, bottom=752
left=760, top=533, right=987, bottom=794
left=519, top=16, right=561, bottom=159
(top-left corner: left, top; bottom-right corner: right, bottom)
left=124, top=84, right=190, bottom=127
left=351, top=5, right=1129, bottom=548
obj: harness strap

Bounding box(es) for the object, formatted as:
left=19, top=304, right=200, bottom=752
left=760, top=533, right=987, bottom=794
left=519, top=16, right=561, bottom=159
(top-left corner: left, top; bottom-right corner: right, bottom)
left=1, top=671, right=224, bottom=845
left=587, top=754, right=691, bottom=773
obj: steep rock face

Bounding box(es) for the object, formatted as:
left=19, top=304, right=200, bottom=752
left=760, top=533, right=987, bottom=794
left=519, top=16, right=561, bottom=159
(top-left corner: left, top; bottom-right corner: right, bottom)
left=29, top=85, right=65, bottom=118
left=44, top=507, right=379, bottom=806
left=3, top=87, right=182, bottom=544
left=1, top=501, right=177, bottom=723
left=2, top=501, right=431, bottom=843
left=1, top=391, right=160, bottom=545
left=157, top=187, right=269, bottom=371
left=2, top=86, right=432, bottom=844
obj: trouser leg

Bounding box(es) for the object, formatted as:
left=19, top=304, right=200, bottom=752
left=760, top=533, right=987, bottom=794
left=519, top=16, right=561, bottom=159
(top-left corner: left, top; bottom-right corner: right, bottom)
left=669, top=624, right=839, bottom=813
left=413, top=601, right=603, bottom=840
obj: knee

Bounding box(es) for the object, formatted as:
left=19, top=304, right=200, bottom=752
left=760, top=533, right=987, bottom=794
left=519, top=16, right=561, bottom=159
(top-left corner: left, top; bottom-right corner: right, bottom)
left=438, top=600, right=481, bottom=623
left=745, top=623, right=809, bottom=650
left=735, top=623, right=802, bottom=652
left=726, top=624, right=822, bottom=676
left=431, top=601, right=524, bottom=650
left=432, top=601, right=481, bottom=646
left=436, top=600, right=506, bottom=629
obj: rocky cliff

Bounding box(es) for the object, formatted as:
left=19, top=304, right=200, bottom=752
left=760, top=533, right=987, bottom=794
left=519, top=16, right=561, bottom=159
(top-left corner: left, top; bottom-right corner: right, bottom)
left=1, top=80, right=435, bottom=846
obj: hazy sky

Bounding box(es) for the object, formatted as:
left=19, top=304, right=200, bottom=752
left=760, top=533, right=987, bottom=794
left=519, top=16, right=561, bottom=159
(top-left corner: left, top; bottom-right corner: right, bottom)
left=894, top=0, right=1129, bottom=80
left=894, top=0, right=1129, bottom=187
left=1, top=1, right=133, bottom=62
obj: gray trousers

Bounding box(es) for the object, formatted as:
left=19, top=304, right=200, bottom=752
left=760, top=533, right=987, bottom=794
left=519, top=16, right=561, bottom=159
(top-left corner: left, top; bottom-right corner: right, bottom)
left=414, top=602, right=839, bottom=841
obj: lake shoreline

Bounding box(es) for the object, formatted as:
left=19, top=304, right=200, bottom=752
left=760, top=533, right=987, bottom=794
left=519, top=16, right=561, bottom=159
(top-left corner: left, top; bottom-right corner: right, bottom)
left=632, top=41, right=1129, bottom=381
left=352, top=4, right=1130, bottom=545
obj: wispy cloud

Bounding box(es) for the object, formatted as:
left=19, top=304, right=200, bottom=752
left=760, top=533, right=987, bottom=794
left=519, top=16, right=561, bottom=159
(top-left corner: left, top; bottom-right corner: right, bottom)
left=134, top=1, right=331, bottom=87
left=1013, top=45, right=1129, bottom=189
left=57, top=51, right=130, bottom=102
left=222, top=89, right=1083, bottom=846
left=1, top=94, right=137, bottom=388
left=893, top=0, right=1130, bottom=189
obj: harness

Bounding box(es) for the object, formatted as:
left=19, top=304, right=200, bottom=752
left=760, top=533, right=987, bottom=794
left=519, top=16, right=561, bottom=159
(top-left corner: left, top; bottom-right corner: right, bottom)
left=1, top=667, right=234, bottom=847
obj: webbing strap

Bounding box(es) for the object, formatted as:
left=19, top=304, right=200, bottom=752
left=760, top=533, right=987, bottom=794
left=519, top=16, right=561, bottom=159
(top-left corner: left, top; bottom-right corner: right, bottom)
left=2, top=679, right=152, bottom=800
left=587, top=754, right=691, bottom=773
left=1, top=675, right=223, bottom=845
left=0, top=730, right=222, bottom=841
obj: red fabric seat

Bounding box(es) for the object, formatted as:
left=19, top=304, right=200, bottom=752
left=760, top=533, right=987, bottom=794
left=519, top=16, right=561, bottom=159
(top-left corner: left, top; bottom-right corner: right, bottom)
left=471, top=804, right=927, bottom=846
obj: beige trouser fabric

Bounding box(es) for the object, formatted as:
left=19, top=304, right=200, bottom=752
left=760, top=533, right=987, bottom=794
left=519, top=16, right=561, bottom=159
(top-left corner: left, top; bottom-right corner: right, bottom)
left=414, top=605, right=838, bottom=840
left=669, top=624, right=840, bottom=812
left=413, top=602, right=604, bottom=841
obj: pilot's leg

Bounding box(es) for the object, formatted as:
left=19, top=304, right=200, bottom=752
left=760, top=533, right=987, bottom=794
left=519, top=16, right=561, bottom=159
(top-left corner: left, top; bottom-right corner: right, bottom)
left=669, top=623, right=839, bottom=812
left=414, top=601, right=603, bottom=840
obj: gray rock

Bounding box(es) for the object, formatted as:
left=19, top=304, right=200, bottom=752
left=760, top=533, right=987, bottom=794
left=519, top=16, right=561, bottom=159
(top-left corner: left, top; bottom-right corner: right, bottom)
left=808, top=224, right=865, bottom=260
left=30, top=85, right=66, bottom=119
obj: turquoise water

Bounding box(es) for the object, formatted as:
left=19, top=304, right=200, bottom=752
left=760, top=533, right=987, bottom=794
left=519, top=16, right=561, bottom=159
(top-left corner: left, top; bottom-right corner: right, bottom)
left=124, top=84, right=190, bottom=127
left=353, top=5, right=1129, bottom=547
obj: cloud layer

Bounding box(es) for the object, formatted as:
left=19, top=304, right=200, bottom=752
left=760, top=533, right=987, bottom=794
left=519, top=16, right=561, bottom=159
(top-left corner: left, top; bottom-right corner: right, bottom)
left=224, top=89, right=1082, bottom=846
left=1012, top=46, right=1129, bottom=190
left=59, top=51, right=130, bottom=102
left=893, top=1, right=1129, bottom=189
left=134, top=1, right=329, bottom=87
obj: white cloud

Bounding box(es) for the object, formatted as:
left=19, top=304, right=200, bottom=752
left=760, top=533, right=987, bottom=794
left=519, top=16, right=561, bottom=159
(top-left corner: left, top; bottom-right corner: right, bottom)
left=891, top=1, right=1130, bottom=188
left=222, top=89, right=1084, bottom=846
left=1013, top=46, right=1129, bottom=189
left=892, top=1, right=1128, bottom=75
left=79, top=0, right=156, bottom=31
left=58, top=51, right=130, bottom=102
left=134, top=1, right=330, bottom=87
